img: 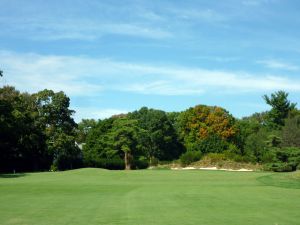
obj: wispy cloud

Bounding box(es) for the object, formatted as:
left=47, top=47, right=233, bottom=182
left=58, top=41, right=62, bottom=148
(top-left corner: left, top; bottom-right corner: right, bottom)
left=73, top=107, right=129, bottom=121
left=169, top=8, right=226, bottom=23
left=242, top=0, right=274, bottom=6
left=257, top=59, right=299, bottom=71
left=0, top=51, right=103, bottom=96
left=0, top=2, right=229, bottom=42
left=2, top=51, right=300, bottom=99
left=1, top=17, right=172, bottom=41
left=120, top=81, right=204, bottom=96
left=195, top=56, right=240, bottom=62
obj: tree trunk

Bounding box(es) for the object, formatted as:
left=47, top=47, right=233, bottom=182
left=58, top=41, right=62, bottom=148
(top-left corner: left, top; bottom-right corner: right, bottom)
left=124, top=152, right=131, bottom=170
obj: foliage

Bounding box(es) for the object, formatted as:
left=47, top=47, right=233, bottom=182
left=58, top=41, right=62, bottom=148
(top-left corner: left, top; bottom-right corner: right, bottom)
left=0, top=86, right=47, bottom=172
left=203, top=153, right=227, bottom=163
left=129, top=107, right=183, bottom=162
left=244, top=128, right=269, bottom=162
left=179, top=105, right=237, bottom=141
left=198, top=135, right=229, bottom=153
left=76, top=119, right=97, bottom=144
left=83, top=116, right=147, bottom=170
left=178, top=105, right=238, bottom=156
left=110, top=118, right=143, bottom=170
left=180, top=151, right=202, bottom=166
left=83, top=118, right=120, bottom=168
left=89, top=157, right=125, bottom=170
left=264, top=147, right=300, bottom=172
left=34, top=89, right=80, bottom=170
left=264, top=162, right=294, bottom=172
left=2, top=85, right=300, bottom=172
left=0, top=86, right=80, bottom=172
left=281, top=114, right=300, bottom=147
left=263, top=90, right=296, bottom=128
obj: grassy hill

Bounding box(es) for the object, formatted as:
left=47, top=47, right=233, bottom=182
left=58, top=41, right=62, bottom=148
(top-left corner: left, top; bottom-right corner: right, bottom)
left=1, top=168, right=300, bottom=225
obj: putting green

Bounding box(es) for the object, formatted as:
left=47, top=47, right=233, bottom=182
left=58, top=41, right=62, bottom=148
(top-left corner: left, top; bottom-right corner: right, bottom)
left=0, top=168, right=299, bottom=225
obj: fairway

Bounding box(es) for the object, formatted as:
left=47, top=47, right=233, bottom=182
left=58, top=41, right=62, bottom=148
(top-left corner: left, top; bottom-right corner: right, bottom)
left=1, top=169, right=300, bottom=225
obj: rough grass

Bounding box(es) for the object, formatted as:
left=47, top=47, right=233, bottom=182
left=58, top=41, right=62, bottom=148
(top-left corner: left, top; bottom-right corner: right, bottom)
left=0, top=168, right=300, bottom=225
left=191, top=158, right=262, bottom=170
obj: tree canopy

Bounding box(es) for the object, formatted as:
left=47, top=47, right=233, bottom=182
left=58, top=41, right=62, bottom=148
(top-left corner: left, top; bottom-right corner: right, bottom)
left=263, top=90, right=296, bottom=128
left=1, top=84, right=300, bottom=172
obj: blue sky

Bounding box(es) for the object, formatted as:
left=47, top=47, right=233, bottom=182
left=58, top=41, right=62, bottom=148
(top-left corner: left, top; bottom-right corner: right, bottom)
left=1, top=0, right=300, bottom=121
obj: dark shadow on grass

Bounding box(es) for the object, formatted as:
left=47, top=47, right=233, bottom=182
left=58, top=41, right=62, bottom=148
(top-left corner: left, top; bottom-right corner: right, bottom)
left=0, top=173, right=27, bottom=178
left=257, top=173, right=300, bottom=189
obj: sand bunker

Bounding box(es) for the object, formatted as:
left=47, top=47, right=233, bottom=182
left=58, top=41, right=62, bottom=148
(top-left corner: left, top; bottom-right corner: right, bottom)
left=171, top=167, right=253, bottom=172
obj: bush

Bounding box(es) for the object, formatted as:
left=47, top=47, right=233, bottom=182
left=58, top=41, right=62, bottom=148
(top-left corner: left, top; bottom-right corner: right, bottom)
left=180, top=151, right=202, bottom=166
left=264, top=162, right=294, bottom=172
left=198, top=135, right=228, bottom=154
left=50, top=164, right=58, bottom=172
left=261, top=150, right=276, bottom=164
left=132, top=159, right=149, bottom=169
left=94, top=158, right=125, bottom=170
left=150, top=157, right=159, bottom=166
left=204, top=153, right=226, bottom=163
left=84, top=157, right=149, bottom=170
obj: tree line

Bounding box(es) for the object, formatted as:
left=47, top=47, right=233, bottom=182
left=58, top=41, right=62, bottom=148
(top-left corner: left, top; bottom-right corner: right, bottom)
left=1, top=84, right=300, bottom=172
left=0, top=86, right=81, bottom=172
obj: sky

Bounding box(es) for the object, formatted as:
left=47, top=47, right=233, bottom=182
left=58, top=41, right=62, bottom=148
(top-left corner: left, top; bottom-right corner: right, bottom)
left=1, top=0, right=300, bottom=122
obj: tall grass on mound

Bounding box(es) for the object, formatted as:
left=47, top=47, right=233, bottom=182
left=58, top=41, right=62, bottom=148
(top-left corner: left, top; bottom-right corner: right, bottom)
left=191, top=153, right=261, bottom=170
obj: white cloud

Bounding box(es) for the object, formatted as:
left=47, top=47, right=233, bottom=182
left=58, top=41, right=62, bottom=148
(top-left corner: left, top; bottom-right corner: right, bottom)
left=194, top=56, right=240, bottom=62
left=242, top=0, right=274, bottom=6
left=1, top=16, right=172, bottom=41
left=0, top=51, right=103, bottom=96
left=73, top=107, right=129, bottom=122
left=120, top=81, right=204, bottom=96
left=257, top=59, right=299, bottom=71
left=170, top=8, right=226, bottom=23
left=2, top=50, right=300, bottom=100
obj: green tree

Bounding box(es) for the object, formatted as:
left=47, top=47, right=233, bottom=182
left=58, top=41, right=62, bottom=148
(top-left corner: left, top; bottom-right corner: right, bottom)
left=83, top=118, right=119, bottom=167
left=76, top=119, right=97, bottom=144
left=0, top=86, right=47, bottom=172
left=244, top=128, right=269, bottom=162
left=110, top=118, right=142, bottom=170
left=129, top=107, right=182, bottom=163
left=47, top=131, right=81, bottom=170
left=281, top=115, right=300, bottom=147
left=34, top=89, right=80, bottom=170
left=263, top=91, right=296, bottom=128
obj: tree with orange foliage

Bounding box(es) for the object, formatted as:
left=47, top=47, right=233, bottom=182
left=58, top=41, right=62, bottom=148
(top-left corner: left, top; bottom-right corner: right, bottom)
left=178, top=105, right=238, bottom=153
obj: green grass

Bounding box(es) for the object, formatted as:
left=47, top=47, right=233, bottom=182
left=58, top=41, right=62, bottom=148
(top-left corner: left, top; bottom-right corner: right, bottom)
left=1, top=169, right=300, bottom=225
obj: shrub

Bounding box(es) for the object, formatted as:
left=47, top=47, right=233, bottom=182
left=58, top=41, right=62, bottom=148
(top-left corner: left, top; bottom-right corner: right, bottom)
left=150, top=157, right=159, bottom=166
left=261, top=150, right=276, bottom=164
left=94, top=158, right=125, bottom=170
left=180, top=151, right=202, bottom=166
left=198, top=135, right=228, bottom=154
left=262, top=147, right=300, bottom=172
left=264, top=163, right=294, bottom=172
left=132, top=159, right=149, bottom=169
left=50, top=164, right=58, bottom=172
left=204, top=153, right=226, bottom=163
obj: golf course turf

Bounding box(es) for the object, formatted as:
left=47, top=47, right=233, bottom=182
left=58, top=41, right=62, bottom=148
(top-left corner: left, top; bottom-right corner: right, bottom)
left=0, top=168, right=300, bottom=225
